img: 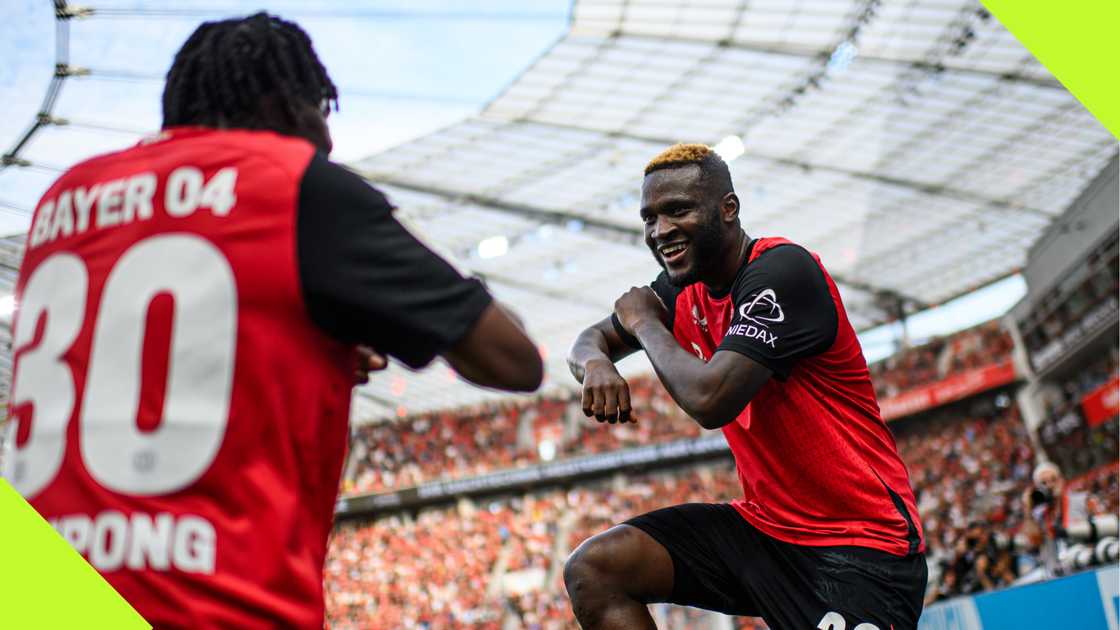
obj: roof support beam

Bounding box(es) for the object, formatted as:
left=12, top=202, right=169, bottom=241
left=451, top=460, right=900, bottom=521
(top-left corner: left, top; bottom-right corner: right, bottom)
left=354, top=389, right=397, bottom=408
left=354, top=169, right=922, bottom=309
left=503, top=118, right=1054, bottom=220
left=579, top=31, right=1063, bottom=90
left=480, top=272, right=615, bottom=311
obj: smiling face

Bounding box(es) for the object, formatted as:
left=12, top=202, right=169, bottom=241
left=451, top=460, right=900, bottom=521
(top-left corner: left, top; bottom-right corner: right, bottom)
left=640, top=165, right=732, bottom=287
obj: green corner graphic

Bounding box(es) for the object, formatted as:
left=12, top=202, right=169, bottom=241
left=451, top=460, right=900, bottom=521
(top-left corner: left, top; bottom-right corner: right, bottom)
left=981, top=0, right=1120, bottom=139
left=0, top=480, right=151, bottom=630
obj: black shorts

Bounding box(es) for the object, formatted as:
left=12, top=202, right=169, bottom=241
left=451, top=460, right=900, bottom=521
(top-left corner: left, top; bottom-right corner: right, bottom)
left=626, top=503, right=928, bottom=630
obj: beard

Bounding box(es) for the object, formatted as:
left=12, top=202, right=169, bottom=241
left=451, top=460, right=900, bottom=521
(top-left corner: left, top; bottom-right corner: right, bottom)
left=651, top=208, right=727, bottom=287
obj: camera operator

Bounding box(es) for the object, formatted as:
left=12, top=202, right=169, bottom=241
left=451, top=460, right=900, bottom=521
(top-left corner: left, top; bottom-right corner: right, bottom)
left=951, top=521, right=1007, bottom=594
left=1020, top=461, right=1102, bottom=577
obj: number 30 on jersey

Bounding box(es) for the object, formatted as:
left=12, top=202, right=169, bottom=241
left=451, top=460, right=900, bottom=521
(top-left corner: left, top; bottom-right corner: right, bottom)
left=2, top=233, right=238, bottom=499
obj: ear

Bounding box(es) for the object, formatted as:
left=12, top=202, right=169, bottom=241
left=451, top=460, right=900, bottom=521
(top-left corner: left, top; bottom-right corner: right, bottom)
left=294, top=103, right=333, bottom=155
left=720, top=192, right=740, bottom=224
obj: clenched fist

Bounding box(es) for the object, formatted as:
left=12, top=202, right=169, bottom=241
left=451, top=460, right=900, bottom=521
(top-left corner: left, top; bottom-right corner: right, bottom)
left=614, top=286, right=668, bottom=335
left=581, top=358, right=635, bottom=424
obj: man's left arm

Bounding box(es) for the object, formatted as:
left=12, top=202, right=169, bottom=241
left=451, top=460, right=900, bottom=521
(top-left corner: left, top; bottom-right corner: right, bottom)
left=618, top=245, right=838, bottom=429
left=624, top=306, right=770, bottom=429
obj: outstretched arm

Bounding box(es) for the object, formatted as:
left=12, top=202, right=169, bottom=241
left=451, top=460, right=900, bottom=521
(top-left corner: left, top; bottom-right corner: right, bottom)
left=444, top=301, right=543, bottom=392
left=297, top=153, right=542, bottom=393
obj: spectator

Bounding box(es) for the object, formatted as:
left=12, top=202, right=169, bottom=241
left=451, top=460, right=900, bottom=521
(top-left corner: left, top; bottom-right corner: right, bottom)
left=326, top=325, right=1117, bottom=627
left=345, top=377, right=700, bottom=495
left=1020, top=461, right=1106, bottom=578
left=869, top=320, right=1013, bottom=400
left=1036, top=350, right=1119, bottom=477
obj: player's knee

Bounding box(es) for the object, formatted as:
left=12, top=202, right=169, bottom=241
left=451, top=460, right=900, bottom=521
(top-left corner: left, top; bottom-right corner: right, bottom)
left=563, top=545, right=595, bottom=600
left=565, top=533, right=619, bottom=622
left=564, top=525, right=643, bottom=599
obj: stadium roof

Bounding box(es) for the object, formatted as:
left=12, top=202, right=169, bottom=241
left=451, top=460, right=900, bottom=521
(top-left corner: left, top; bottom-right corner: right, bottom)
left=0, top=1, right=1114, bottom=422
left=349, top=0, right=1115, bottom=421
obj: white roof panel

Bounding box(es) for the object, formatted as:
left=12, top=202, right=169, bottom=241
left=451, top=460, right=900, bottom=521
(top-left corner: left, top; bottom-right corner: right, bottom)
left=350, top=0, right=1114, bottom=420
left=0, top=0, right=1112, bottom=422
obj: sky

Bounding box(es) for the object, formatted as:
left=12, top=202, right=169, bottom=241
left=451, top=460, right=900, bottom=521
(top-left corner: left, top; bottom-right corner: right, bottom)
left=0, top=0, right=570, bottom=231
left=0, top=0, right=1029, bottom=359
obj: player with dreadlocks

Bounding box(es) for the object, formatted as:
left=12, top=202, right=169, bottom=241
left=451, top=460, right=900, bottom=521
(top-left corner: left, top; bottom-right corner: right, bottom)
left=161, top=12, right=339, bottom=149
left=6, top=12, right=542, bottom=629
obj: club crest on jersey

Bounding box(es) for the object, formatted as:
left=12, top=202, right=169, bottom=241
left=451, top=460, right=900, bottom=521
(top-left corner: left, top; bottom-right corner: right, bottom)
left=738, top=288, right=784, bottom=327
left=691, top=305, right=708, bottom=331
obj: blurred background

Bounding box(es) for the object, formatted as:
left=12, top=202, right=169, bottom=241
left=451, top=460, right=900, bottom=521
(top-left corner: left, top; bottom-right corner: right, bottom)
left=1, top=1, right=1117, bottom=629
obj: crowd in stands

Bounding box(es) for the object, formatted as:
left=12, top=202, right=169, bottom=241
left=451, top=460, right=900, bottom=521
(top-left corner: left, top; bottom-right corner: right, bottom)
left=893, top=395, right=1039, bottom=602
left=1019, top=244, right=1118, bottom=360
left=869, top=320, right=1013, bottom=400
left=327, top=386, right=1117, bottom=628
left=325, top=462, right=745, bottom=630
left=326, top=321, right=1117, bottom=628
left=343, top=320, right=1018, bottom=498
left=345, top=400, right=531, bottom=494
left=1037, top=348, right=1120, bottom=477
left=344, top=320, right=1020, bottom=498
left=869, top=336, right=945, bottom=399
left=899, top=369, right=1119, bottom=606
left=344, top=377, right=700, bottom=495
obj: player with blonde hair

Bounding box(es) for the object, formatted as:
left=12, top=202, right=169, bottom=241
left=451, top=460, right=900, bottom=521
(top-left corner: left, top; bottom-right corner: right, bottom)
left=565, top=144, right=927, bottom=630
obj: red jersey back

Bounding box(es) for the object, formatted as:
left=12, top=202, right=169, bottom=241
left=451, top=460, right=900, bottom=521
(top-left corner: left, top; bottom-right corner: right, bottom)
left=660, top=237, right=923, bottom=556
left=4, top=128, right=355, bottom=628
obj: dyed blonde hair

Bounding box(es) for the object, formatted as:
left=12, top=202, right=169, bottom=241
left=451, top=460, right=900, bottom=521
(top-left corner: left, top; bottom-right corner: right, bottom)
left=644, top=143, right=714, bottom=174
left=644, top=143, right=734, bottom=198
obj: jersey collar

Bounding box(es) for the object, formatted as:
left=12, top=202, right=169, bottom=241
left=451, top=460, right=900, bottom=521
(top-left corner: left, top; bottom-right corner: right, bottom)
left=704, top=235, right=755, bottom=300
left=137, top=126, right=217, bottom=147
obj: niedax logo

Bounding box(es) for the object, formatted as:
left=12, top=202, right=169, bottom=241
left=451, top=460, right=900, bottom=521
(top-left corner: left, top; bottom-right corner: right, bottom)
left=738, top=288, right=784, bottom=327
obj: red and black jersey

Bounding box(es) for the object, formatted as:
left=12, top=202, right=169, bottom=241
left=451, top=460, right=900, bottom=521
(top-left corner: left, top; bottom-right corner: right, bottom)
left=4, top=127, right=491, bottom=628
left=616, top=237, right=924, bottom=556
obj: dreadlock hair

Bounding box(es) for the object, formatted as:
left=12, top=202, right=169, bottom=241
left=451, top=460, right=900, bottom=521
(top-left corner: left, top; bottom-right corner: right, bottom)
left=162, top=12, right=338, bottom=130
left=644, top=143, right=735, bottom=201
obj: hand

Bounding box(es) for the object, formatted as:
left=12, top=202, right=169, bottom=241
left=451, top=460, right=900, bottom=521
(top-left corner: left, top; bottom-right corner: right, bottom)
left=614, top=286, right=668, bottom=335
left=354, top=346, right=388, bottom=385
left=580, top=358, right=635, bottom=424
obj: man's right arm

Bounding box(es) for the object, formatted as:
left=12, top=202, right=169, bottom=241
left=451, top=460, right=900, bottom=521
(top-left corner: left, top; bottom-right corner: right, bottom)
left=569, top=272, right=678, bottom=422
left=297, top=154, right=542, bottom=392
left=568, top=316, right=640, bottom=423
left=445, top=301, right=543, bottom=392
left=568, top=316, right=638, bottom=382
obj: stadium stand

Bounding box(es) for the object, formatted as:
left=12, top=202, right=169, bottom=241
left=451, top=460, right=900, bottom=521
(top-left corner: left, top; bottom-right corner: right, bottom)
left=327, top=463, right=742, bottom=630
left=868, top=320, right=1013, bottom=401
left=894, top=394, right=1037, bottom=601
left=344, top=377, right=700, bottom=495
left=326, top=315, right=1117, bottom=628
left=342, top=319, right=1015, bottom=497
left=1036, top=350, right=1120, bottom=477
left=0, top=5, right=1115, bottom=630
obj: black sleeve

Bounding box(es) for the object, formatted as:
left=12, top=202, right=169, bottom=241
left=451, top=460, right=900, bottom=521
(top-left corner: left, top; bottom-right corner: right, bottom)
left=297, top=153, right=492, bottom=368
left=715, top=245, right=837, bottom=380
left=610, top=271, right=681, bottom=349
